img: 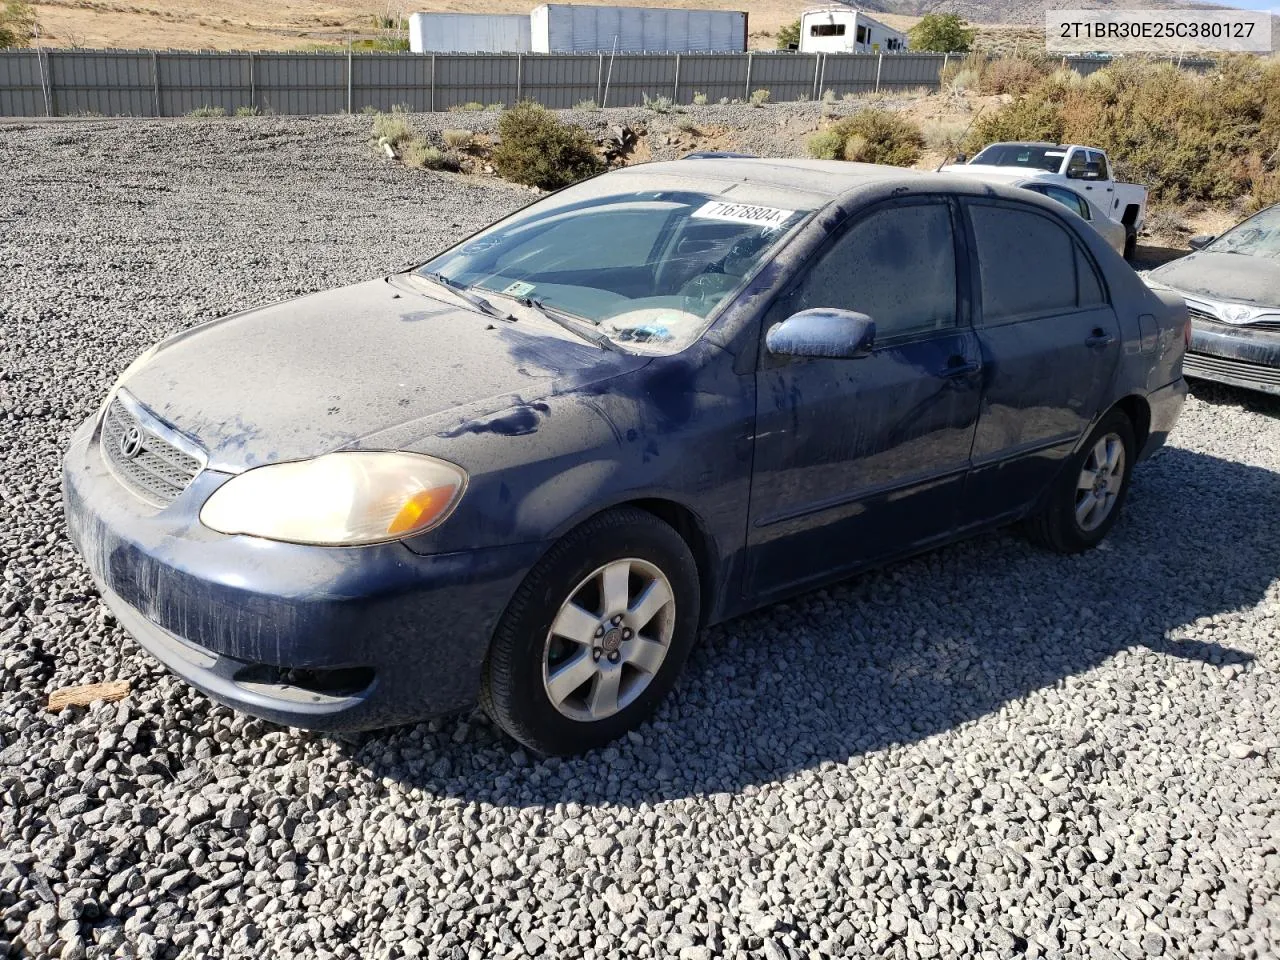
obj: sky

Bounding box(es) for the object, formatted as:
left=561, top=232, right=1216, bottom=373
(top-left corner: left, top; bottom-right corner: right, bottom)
left=1210, top=0, right=1278, bottom=10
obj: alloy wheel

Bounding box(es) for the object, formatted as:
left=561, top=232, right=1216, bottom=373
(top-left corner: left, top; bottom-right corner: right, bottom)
left=1075, top=432, right=1126, bottom=532
left=542, top=558, right=676, bottom=722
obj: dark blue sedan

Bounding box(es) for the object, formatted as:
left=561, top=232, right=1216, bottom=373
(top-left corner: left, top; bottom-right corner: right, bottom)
left=63, top=158, right=1189, bottom=755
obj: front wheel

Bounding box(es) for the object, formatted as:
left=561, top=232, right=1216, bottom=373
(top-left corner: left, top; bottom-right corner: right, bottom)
left=1026, top=410, right=1136, bottom=554
left=480, top=507, right=700, bottom=756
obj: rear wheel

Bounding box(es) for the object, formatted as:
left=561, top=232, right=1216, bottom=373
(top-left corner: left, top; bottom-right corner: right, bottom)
left=480, top=507, right=700, bottom=756
left=1123, top=227, right=1138, bottom=262
left=1026, top=409, right=1135, bottom=554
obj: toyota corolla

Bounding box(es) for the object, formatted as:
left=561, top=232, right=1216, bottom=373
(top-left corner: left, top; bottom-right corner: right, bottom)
left=63, top=158, right=1188, bottom=755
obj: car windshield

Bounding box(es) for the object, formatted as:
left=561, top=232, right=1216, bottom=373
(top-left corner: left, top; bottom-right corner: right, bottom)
left=971, top=144, right=1066, bottom=173
left=1210, top=205, right=1280, bottom=260
left=417, top=188, right=812, bottom=353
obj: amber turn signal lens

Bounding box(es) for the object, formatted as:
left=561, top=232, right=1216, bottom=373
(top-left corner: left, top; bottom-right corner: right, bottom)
left=387, top=485, right=458, bottom=536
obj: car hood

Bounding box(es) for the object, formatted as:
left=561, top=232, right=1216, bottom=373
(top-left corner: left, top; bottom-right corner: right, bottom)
left=1149, top=251, right=1280, bottom=308
left=121, top=277, right=643, bottom=470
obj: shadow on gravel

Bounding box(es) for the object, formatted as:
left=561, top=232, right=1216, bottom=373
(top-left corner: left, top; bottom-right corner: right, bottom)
left=340, top=445, right=1269, bottom=807
left=1187, top=378, right=1280, bottom=418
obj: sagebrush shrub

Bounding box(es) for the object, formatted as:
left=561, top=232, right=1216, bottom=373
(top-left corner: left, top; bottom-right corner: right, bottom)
left=491, top=101, right=604, bottom=190
left=371, top=112, right=414, bottom=147
left=808, top=109, right=924, bottom=166
left=442, top=129, right=473, bottom=149
left=966, top=56, right=1280, bottom=206
left=978, top=58, right=1047, bottom=96
left=400, top=138, right=452, bottom=170
left=807, top=129, right=844, bottom=160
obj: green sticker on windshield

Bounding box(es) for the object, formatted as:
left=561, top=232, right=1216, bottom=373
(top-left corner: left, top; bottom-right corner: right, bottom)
left=503, top=280, right=536, bottom=298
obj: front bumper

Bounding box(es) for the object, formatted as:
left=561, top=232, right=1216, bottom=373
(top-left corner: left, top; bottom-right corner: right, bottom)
left=62, top=416, right=547, bottom=731
left=1186, top=322, right=1280, bottom=396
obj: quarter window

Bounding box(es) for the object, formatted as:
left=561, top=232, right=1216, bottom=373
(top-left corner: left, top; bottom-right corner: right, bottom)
left=970, top=204, right=1100, bottom=323
left=1077, top=247, right=1105, bottom=307
left=795, top=203, right=957, bottom=340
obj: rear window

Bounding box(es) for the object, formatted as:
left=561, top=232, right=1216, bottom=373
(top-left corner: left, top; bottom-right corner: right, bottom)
left=810, top=23, right=845, bottom=36
left=971, top=144, right=1066, bottom=174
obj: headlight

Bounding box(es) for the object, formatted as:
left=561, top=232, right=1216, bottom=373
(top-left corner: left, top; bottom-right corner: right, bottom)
left=200, top=451, right=467, bottom=546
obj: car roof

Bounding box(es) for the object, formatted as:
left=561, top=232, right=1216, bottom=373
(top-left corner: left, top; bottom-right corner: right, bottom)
left=596, top=157, right=1061, bottom=209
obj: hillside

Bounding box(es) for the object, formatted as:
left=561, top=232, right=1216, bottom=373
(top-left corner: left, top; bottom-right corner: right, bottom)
left=25, top=0, right=1227, bottom=51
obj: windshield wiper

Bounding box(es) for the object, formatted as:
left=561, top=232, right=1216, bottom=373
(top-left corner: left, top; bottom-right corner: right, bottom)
left=416, top=272, right=513, bottom=321
left=500, top=295, right=615, bottom=351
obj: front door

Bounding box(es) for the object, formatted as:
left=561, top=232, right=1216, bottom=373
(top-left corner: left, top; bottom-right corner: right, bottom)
left=958, top=200, right=1121, bottom=526
left=746, top=198, right=983, bottom=601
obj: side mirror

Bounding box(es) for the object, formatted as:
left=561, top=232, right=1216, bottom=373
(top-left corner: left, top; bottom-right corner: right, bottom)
left=765, top=308, right=875, bottom=360
left=953, top=152, right=967, bottom=164
left=1188, top=234, right=1215, bottom=251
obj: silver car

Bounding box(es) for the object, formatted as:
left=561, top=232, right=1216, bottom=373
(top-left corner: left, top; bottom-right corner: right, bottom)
left=1143, top=203, right=1280, bottom=396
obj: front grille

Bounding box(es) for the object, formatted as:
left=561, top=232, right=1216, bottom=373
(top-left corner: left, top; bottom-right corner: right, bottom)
left=1187, top=304, right=1280, bottom=330
left=101, top=398, right=202, bottom=505
left=1184, top=352, right=1280, bottom=388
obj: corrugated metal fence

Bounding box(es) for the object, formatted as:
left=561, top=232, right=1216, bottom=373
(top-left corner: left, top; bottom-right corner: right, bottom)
left=0, top=49, right=1217, bottom=118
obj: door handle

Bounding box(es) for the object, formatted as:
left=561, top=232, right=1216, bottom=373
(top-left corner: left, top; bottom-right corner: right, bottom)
left=940, top=356, right=980, bottom=378
left=1085, top=329, right=1115, bottom=348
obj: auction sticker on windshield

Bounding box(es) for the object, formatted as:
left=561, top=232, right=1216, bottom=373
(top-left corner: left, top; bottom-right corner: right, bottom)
left=692, top=201, right=795, bottom=228
left=503, top=280, right=536, bottom=298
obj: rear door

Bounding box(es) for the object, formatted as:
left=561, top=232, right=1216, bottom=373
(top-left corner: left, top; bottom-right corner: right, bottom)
left=745, top=197, right=983, bottom=600
left=1088, top=149, right=1119, bottom=217
left=958, top=199, right=1121, bottom=527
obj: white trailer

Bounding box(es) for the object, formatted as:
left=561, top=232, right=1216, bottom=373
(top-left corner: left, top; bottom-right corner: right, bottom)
left=408, top=13, right=532, bottom=53
left=530, top=4, right=748, bottom=54
left=798, top=8, right=908, bottom=54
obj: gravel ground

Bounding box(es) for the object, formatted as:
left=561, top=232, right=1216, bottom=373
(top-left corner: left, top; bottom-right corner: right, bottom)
left=2, top=115, right=1280, bottom=960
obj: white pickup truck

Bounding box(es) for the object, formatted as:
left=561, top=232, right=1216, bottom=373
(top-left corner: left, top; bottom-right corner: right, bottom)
left=940, top=142, right=1148, bottom=260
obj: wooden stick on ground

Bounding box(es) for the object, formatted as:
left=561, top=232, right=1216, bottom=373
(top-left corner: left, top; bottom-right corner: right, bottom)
left=47, top=680, right=131, bottom=713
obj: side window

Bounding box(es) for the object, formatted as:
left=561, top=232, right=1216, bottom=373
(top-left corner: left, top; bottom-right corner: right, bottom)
left=794, top=202, right=957, bottom=340
left=1038, top=186, right=1076, bottom=216
left=968, top=204, right=1081, bottom=323
left=1089, top=150, right=1110, bottom=180
left=1051, top=186, right=1091, bottom=220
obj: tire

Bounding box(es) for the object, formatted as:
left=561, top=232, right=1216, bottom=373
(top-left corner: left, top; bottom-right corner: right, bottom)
left=1123, top=228, right=1137, bottom=262
left=480, top=507, right=700, bottom=756
left=1026, top=409, right=1136, bottom=554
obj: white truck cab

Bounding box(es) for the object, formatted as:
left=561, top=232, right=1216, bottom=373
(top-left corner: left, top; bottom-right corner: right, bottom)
left=797, top=8, right=908, bottom=54
left=940, top=142, right=1148, bottom=258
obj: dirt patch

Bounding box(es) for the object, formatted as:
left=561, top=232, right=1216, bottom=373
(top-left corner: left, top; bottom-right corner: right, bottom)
left=29, top=1, right=923, bottom=51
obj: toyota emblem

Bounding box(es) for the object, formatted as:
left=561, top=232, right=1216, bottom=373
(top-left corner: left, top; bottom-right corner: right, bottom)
left=119, top=426, right=144, bottom=460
